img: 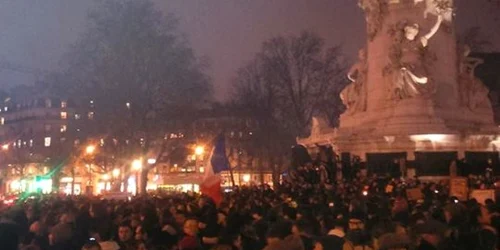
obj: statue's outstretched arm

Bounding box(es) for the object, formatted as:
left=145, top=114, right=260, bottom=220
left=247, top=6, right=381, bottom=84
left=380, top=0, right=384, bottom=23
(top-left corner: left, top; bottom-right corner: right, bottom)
left=347, top=64, right=359, bottom=82
left=421, top=15, right=443, bottom=47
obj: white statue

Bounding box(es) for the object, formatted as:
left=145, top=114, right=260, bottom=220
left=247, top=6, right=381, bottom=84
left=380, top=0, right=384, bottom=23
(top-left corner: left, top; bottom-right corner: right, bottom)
left=457, top=45, right=490, bottom=110
left=391, top=15, right=443, bottom=99
left=341, top=49, right=367, bottom=113
left=415, top=0, right=454, bottom=22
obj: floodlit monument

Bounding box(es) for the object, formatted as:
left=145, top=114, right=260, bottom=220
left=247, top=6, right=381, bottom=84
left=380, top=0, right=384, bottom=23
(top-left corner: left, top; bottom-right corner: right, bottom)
left=299, top=0, right=499, bottom=175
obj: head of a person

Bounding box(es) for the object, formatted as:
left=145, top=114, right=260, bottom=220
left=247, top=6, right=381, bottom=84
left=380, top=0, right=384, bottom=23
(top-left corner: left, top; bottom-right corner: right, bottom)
left=183, top=219, right=199, bottom=236
left=81, top=241, right=102, bottom=250
left=29, top=221, right=41, bottom=235
left=118, top=222, right=134, bottom=243
left=404, top=23, right=419, bottom=41
left=266, top=222, right=291, bottom=245
left=252, top=208, right=264, bottom=221
left=137, top=241, right=148, bottom=250
left=175, top=211, right=187, bottom=227
left=292, top=220, right=314, bottom=236
left=135, top=225, right=145, bottom=241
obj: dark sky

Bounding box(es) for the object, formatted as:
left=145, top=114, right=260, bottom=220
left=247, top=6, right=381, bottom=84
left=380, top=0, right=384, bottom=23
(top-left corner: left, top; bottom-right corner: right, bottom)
left=0, top=0, right=498, bottom=100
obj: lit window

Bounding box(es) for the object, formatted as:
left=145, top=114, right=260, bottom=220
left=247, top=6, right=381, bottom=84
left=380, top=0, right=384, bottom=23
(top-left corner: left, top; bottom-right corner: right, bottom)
left=0, top=117, right=4, bottom=125
left=126, top=102, right=131, bottom=109
left=3, top=107, right=7, bottom=111
left=74, top=139, right=80, bottom=146
left=61, top=101, right=67, bottom=108
left=60, top=112, right=67, bottom=119
left=88, top=111, right=94, bottom=120
left=60, top=125, right=67, bottom=133
left=90, top=100, right=94, bottom=104
left=44, top=137, right=51, bottom=147
left=100, top=138, right=104, bottom=146
left=17, top=140, right=21, bottom=148
left=29, top=140, right=33, bottom=147
left=75, top=114, right=81, bottom=120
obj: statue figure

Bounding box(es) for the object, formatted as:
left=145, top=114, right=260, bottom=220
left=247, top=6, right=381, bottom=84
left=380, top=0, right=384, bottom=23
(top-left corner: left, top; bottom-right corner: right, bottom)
left=457, top=45, right=490, bottom=110
left=389, top=14, right=443, bottom=100
left=415, top=0, right=454, bottom=22
left=359, top=0, right=388, bottom=41
left=340, top=49, right=367, bottom=114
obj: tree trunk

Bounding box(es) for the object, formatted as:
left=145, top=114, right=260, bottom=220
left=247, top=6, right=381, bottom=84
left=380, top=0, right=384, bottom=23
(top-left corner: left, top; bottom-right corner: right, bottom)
left=139, top=140, right=169, bottom=194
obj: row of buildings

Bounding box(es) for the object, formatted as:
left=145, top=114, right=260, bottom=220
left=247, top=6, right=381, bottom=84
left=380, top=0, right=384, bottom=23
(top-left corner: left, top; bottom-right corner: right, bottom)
left=0, top=83, right=274, bottom=195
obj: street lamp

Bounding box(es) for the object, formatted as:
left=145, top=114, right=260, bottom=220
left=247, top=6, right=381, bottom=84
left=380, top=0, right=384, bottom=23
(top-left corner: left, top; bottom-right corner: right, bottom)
left=86, top=145, right=96, bottom=155
left=85, top=144, right=96, bottom=195
left=132, top=159, right=142, bottom=171
left=195, top=146, right=205, bottom=156
left=112, top=168, right=120, bottom=178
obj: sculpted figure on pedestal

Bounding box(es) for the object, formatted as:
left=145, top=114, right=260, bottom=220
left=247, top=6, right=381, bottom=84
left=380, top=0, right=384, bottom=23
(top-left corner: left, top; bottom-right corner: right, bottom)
left=358, top=0, right=388, bottom=41
left=388, top=14, right=443, bottom=100
left=415, top=0, right=454, bottom=22
left=340, top=49, right=367, bottom=114
left=457, top=45, right=490, bottom=111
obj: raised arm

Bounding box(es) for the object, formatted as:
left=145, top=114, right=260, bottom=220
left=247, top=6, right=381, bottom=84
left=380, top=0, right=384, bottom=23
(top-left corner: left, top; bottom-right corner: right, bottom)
left=420, top=15, right=443, bottom=47
left=347, top=64, right=359, bottom=82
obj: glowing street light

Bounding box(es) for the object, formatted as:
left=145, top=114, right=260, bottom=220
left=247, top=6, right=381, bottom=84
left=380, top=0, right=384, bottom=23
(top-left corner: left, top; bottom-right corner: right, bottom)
left=2, top=144, right=9, bottom=150
left=102, top=174, right=110, bottom=181
left=86, top=145, right=96, bottom=155
left=242, top=174, right=251, bottom=183
left=132, top=159, right=142, bottom=171
left=195, top=146, right=205, bottom=156
left=112, top=168, right=120, bottom=178
left=147, top=158, right=156, bottom=165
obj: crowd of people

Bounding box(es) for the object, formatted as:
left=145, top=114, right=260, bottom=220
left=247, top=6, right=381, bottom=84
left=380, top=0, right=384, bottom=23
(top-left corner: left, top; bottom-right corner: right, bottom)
left=0, top=164, right=499, bottom=250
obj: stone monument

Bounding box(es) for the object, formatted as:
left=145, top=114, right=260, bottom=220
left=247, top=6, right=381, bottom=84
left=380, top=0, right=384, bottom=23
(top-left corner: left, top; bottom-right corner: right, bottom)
left=299, top=0, right=499, bottom=173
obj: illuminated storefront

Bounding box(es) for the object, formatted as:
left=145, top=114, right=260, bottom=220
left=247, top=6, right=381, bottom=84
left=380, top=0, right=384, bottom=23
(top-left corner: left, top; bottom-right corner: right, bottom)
left=6, top=175, right=52, bottom=194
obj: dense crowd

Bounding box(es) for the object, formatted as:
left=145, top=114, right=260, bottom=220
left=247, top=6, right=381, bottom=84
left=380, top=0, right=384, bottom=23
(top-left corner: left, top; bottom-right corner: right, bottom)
left=0, top=164, right=499, bottom=250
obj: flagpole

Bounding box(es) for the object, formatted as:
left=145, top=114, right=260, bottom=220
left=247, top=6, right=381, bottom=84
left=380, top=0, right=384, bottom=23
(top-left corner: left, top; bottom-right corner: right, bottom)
left=229, top=159, right=236, bottom=188
left=221, top=132, right=236, bottom=188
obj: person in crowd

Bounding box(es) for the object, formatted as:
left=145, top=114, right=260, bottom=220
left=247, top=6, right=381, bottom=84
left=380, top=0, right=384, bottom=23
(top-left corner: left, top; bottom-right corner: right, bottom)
left=179, top=219, right=202, bottom=250
left=2, top=157, right=500, bottom=250
left=117, top=221, right=137, bottom=250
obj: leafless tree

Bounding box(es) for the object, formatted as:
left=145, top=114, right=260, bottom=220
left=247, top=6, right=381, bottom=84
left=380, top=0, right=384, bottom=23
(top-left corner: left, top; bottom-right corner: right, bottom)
left=59, top=0, right=212, bottom=193
left=232, top=31, right=345, bottom=183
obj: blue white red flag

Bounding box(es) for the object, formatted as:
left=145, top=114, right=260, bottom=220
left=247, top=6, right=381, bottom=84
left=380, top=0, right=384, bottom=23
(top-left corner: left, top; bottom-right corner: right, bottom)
left=200, top=134, right=230, bottom=205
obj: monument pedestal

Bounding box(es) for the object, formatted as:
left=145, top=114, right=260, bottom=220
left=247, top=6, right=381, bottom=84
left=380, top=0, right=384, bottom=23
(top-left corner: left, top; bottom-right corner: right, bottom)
left=298, top=0, right=499, bottom=176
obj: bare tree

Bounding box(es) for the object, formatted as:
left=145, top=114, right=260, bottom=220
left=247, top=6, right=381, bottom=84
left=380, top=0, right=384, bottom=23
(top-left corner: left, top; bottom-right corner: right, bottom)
left=232, top=31, right=345, bottom=183
left=459, top=26, right=492, bottom=52
left=59, top=0, right=212, bottom=193
left=234, top=31, right=345, bottom=137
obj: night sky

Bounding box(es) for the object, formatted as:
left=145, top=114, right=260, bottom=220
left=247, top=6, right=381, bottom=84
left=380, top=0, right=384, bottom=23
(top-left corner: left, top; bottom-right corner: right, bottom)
left=0, top=0, right=498, bottom=100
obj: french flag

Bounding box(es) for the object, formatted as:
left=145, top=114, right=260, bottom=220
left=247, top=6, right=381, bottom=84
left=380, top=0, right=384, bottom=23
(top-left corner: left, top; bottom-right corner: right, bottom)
left=200, top=134, right=230, bottom=205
